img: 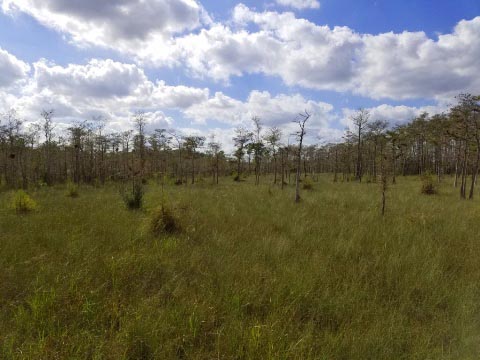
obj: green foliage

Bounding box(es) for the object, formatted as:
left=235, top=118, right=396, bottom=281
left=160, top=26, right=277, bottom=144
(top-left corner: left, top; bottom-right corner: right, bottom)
left=122, top=181, right=144, bottom=210
left=302, top=176, right=314, bottom=190
left=421, top=172, right=437, bottom=195
left=10, top=190, right=37, bottom=213
left=65, top=182, right=79, bottom=198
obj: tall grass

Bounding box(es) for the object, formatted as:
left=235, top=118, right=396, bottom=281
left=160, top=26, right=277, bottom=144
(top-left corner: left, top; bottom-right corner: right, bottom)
left=0, top=176, right=479, bottom=359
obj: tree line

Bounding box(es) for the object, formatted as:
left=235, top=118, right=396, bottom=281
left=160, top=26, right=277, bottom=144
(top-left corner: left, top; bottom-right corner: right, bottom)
left=1, top=94, right=479, bottom=198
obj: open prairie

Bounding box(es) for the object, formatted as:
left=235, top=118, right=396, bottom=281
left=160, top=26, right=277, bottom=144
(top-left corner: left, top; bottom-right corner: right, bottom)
left=1, top=176, right=479, bottom=359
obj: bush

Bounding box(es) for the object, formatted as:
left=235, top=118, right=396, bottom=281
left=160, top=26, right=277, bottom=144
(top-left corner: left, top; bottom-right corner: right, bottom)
left=421, top=172, right=437, bottom=195
left=122, top=182, right=144, bottom=210
left=65, top=182, right=79, bottom=198
left=303, top=177, right=314, bottom=190
left=149, top=205, right=180, bottom=237
left=10, top=190, right=37, bottom=213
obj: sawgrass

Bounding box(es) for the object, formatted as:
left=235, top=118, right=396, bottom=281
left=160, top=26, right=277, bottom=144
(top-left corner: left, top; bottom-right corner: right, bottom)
left=1, top=176, right=479, bottom=359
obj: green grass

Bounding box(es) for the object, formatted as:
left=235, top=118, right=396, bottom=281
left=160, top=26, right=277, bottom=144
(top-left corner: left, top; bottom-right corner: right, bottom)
left=1, top=176, right=480, bottom=359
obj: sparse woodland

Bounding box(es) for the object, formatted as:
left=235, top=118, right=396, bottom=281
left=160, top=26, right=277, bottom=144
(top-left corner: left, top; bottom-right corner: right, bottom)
left=2, top=94, right=480, bottom=359
left=1, top=94, right=480, bottom=201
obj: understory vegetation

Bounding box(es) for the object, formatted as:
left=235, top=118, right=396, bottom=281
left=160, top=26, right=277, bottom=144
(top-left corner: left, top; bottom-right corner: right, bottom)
left=1, top=176, right=480, bottom=359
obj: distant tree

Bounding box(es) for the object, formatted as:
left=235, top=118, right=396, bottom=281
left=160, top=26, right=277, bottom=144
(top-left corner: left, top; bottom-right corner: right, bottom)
left=1, top=109, right=23, bottom=187
left=183, top=135, right=205, bottom=184
left=41, top=109, right=55, bottom=185
left=168, top=131, right=184, bottom=184
left=251, top=116, right=265, bottom=185
left=207, top=135, right=222, bottom=184
left=133, top=111, right=147, bottom=173
left=366, top=119, right=388, bottom=182
left=265, top=127, right=282, bottom=184
left=351, top=108, right=370, bottom=182
left=294, top=110, right=310, bottom=203
left=233, top=127, right=253, bottom=181
left=68, top=121, right=88, bottom=184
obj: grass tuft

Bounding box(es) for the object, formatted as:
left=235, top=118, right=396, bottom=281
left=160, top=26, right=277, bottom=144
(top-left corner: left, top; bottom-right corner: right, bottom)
left=10, top=190, right=37, bottom=213
left=65, top=182, right=79, bottom=198
left=122, top=182, right=144, bottom=209
left=421, top=172, right=437, bottom=195
left=149, top=205, right=180, bottom=237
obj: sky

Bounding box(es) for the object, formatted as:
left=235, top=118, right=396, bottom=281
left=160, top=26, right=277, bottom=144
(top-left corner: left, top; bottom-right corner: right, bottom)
left=0, top=0, right=480, bottom=149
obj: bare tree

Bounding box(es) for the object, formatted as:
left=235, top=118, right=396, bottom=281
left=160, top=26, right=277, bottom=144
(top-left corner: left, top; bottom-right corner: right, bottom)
left=366, top=119, right=388, bottom=182
left=294, top=110, right=310, bottom=203
left=251, top=116, right=265, bottom=185
left=184, top=135, right=205, bottom=184
left=351, top=108, right=370, bottom=182
left=265, top=127, right=282, bottom=184
left=41, top=109, right=55, bottom=185
left=134, top=111, right=147, bottom=173
left=207, top=135, right=221, bottom=184
left=168, top=131, right=184, bottom=184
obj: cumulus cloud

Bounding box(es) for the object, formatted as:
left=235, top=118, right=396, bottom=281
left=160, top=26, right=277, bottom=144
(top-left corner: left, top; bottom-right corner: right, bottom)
left=275, top=0, right=320, bottom=10
left=0, top=58, right=209, bottom=132
left=0, top=55, right=347, bottom=148
left=1, top=0, right=210, bottom=49
left=141, top=5, right=480, bottom=100
left=185, top=90, right=334, bottom=127
left=34, top=59, right=149, bottom=98
left=230, top=6, right=480, bottom=100
left=3, top=2, right=480, bottom=101
left=0, top=47, right=30, bottom=87
left=354, top=21, right=480, bottom=100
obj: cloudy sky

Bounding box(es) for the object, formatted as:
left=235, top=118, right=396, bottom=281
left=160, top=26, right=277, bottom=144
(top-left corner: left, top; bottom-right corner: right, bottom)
left=0, top=0, right=479, bottom=147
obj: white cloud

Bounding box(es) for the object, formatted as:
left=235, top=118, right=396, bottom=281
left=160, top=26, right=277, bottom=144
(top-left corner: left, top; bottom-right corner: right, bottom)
left=3, top=2, right=480, bottom=101
left=185, top=90, right=334, bottom=127
left=34, top=59, right=149, bottom=98
left=275, top=0, right=320, bottom=10
left=0, top=58, right=209, bottom=132
left=1, top=0, right=210, bottom=49
left=0, top=55, right=347, bottom=149
left=232, top=6, right=480, bottom=100
left=152, top=81, right=209, bottom=109
left=0, top=47, right=30, bottom=87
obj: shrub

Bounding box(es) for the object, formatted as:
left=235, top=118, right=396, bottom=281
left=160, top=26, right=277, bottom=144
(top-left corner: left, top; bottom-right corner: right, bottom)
left=65, top=182, right=79, bottom=198
left=149, top=205, right=180, bottom=237
left=10, top=190, right=37, bottom=213
left=303, top=177, right=314, bottom=190
left=421, top=172, right=437, bottom=195
left=122, top=182, right=144, bottom=210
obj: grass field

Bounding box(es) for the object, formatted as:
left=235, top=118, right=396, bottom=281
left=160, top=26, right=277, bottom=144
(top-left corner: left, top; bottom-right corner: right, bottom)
left=1, top=176, right=480, bottom=359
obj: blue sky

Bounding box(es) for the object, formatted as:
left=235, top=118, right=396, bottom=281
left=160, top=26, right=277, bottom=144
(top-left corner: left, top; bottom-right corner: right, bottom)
left=0, top=0, right=479, bottom=147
